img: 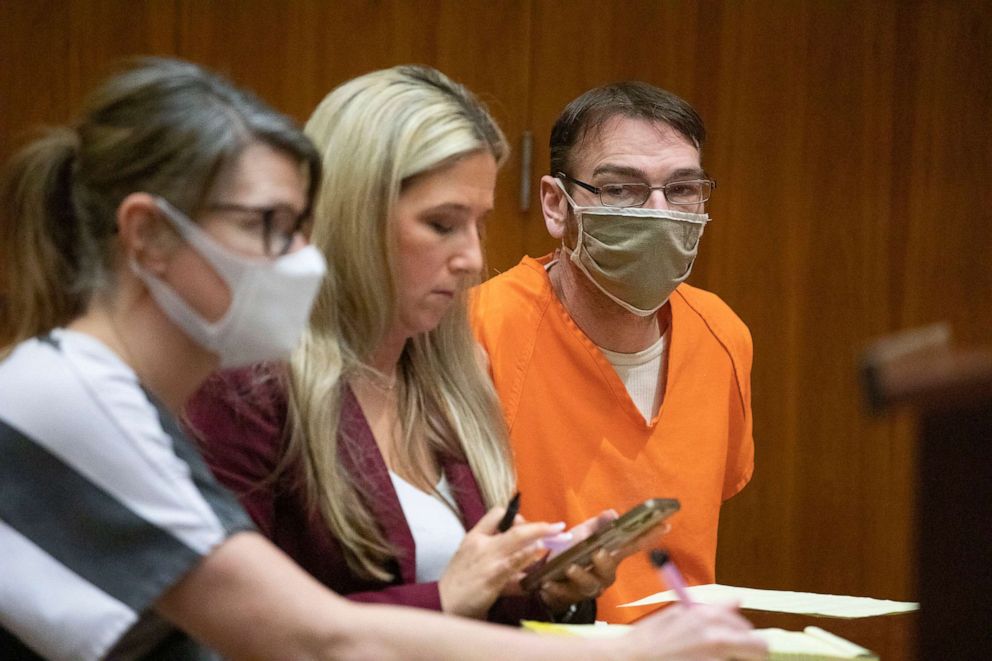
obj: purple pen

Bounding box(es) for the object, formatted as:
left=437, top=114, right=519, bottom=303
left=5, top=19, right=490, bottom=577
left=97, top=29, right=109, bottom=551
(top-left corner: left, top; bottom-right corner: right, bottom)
left=649, top=549, right=694, bottom=606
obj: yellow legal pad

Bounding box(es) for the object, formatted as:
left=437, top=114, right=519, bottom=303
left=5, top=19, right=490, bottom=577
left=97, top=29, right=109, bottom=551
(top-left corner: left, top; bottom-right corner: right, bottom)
left=521, top=621, right=879, bottom=660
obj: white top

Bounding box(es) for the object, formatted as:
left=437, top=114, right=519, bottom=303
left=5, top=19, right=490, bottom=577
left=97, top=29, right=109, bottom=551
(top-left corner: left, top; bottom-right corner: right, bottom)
left=599, top=330, right=669, bottom=422
left=388, top=472, right=465, bottom=583
left=0, top=329, right=250, bottom=660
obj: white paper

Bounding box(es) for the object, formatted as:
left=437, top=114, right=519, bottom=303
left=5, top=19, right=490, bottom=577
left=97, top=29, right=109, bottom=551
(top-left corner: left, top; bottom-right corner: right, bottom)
left=620, top=584, right=918, bottom=618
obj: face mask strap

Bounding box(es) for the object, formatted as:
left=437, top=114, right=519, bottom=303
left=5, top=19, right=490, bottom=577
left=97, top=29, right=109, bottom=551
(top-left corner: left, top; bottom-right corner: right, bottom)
left=554, top=177, right=594, bottom=259
left=549, top=177, right=578, bottom=257
left=128, top=256, right=226, bottom=350
left=153, top=196, right=269, bottom=282
left=554, top=177, right=582, bottom=210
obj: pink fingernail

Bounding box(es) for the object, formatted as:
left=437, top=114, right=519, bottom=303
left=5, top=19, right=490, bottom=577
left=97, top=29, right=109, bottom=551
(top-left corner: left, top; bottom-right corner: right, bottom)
left=541, top=532, right=573, bottom=550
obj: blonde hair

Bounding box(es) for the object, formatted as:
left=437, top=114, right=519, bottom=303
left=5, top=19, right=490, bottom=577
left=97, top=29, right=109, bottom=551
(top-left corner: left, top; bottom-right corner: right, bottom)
left=0, top=57, right=320, bottom=355
left=289, top=65, right=514, bottom=581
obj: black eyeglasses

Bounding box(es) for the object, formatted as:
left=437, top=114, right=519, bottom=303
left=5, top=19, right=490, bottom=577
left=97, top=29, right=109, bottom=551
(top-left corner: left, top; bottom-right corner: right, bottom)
left=556, top=172, right=715, bottom=208
left=206, top=202, right=311, bottom=256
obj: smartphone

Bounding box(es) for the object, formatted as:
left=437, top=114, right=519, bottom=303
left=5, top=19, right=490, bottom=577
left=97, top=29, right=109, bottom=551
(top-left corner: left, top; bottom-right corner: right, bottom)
left=521, top=498, right=680, bottom=592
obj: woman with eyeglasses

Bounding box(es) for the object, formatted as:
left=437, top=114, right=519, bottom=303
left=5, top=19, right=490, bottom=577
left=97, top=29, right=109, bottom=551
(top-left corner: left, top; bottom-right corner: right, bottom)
left=0, top=57, right=766, bottom=661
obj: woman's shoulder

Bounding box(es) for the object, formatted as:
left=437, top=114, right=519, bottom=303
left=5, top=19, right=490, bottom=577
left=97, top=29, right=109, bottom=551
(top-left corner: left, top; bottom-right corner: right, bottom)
left=0, top=329, right=252, bottom=527
left=184, top=362, right=291, bottom=470
left=0, top=330, right=147, bottom=441
left=194, top=363, right=290, bottom=419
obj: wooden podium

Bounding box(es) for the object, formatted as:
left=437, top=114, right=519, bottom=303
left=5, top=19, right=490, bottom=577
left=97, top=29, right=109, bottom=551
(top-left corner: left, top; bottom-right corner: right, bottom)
left=862, top=326, right=992, bottom=659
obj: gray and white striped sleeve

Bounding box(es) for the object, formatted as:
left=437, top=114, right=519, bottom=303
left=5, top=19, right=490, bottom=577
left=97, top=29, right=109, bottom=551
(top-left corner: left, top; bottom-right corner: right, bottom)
left=0, top=336, right=253, bottom=660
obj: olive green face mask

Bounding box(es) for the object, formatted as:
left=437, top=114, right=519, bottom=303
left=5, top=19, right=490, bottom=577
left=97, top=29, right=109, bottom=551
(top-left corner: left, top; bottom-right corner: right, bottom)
left=557, top=179, right=710, bottom=316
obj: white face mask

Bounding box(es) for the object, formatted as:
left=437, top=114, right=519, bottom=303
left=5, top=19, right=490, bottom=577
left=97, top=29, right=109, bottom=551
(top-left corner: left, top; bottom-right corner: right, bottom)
left=130, top=197, right=327, bottom=368
left=556, top=179, right=709, bottom=316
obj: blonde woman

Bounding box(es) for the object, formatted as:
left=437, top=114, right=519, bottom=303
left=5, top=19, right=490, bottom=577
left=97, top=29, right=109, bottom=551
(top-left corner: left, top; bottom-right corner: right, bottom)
left=187, top=66, right=627, bottom=623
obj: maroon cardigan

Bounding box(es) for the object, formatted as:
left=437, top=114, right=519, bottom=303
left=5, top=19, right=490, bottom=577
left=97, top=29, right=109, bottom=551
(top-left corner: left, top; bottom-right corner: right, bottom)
left=184, top=366, right=565, bottom=624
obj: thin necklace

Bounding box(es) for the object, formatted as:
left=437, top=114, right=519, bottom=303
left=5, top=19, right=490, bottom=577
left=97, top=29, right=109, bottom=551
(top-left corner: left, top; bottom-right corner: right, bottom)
left=363, top=369, right=398, bottom=392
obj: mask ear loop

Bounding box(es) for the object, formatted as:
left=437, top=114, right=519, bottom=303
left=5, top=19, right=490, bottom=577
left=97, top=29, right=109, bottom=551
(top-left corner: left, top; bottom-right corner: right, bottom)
left=554, top=178, right=585, bottom=259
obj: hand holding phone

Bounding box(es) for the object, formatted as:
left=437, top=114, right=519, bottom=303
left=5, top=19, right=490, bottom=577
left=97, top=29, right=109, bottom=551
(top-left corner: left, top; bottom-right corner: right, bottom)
left=521, top=498, right=679, bottom=592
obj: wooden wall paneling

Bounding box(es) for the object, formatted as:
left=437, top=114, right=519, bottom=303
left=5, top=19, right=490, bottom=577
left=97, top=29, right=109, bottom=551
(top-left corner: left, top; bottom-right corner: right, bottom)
left=894, top=1, right=992, bottom=346
left=0, top=0, right=178, bottom=303
left=701, top=1, right=961, bottom=602
left=529, top=0, right=990, bottom=604
left=429, top=2, right=534, bottom=274
left=63, top=0, right=178, bottom=103
left=526, top=0, right=715, bottom=262
left=691, top=0, right=816, bottom=594
left=787, top=1, right=910, bottom=600
left=1, top=1, right=74, bottom=164
left=0, top=0, right=178, bottom=165
left=706, top=0, right=988, bottom=603
left=175, top=0, right=533, bottom=273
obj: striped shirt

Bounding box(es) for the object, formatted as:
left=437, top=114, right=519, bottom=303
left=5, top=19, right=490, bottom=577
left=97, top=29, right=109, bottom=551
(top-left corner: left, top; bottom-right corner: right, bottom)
left=0, top=330, right=253, bottom=660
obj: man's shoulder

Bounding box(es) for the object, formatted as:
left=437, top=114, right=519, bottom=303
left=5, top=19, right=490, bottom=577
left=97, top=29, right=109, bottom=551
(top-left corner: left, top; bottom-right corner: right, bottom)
left=470, top=255, right=558, bottom=359
left=473, top=255, right=552, bottom=317
left=477, top=255, right=550, bottom=293
left=674, top=282, right=746, bottom=325
left=673, top=283, right=752, bottom=355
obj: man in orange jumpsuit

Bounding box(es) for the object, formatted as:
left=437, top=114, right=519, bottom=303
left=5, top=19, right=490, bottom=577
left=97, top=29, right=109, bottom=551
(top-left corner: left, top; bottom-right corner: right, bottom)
left=471, top=82, right=754, bottom=623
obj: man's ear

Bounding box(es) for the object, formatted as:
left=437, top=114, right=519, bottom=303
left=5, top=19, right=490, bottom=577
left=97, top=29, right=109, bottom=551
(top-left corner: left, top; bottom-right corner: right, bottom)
left=540, top=175, right=569, bottom=240
left=116, top=193, right=176, bottom=274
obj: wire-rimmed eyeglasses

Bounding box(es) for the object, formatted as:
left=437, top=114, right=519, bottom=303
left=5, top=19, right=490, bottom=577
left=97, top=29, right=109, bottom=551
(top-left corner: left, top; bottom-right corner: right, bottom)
left=556, top=172, right=715, bottom=208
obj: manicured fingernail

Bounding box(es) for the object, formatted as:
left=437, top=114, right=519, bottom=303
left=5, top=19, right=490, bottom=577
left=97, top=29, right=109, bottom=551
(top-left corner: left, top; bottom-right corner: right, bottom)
left=542, top=533, right=574, bottom=552
left=549, top=521, right=567, bottom=532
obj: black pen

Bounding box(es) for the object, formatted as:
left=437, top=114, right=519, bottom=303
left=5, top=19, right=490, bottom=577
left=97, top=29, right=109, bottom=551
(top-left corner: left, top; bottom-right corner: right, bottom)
left=497, top=492, right=521, bottom=532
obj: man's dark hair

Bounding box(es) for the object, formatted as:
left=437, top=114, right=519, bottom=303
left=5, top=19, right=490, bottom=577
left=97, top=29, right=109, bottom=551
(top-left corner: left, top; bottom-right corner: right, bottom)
left=549, top=82, right=705, bottom=175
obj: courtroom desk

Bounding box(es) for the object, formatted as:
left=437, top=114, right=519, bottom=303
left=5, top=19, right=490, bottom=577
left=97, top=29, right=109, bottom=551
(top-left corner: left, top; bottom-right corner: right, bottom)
left=743, top=609, right=917, bottom=661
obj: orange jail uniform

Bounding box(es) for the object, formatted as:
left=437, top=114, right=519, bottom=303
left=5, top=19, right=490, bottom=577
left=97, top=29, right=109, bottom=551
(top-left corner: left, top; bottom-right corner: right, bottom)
left=470, top=255, right=754, bottom=623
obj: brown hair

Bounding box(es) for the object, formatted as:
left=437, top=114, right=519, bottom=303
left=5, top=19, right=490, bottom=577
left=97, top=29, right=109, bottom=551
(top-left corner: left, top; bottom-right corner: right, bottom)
left=549, top=81, right=706, bottom=176
left=0, top=57, right=320, bottom=353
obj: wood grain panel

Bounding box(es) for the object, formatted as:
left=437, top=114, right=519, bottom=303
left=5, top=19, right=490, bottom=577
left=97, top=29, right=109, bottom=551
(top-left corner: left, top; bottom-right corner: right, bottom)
left=526, top=0, right=718, bottom=261
left=713, top=0, right=990, bottom=601
left=1, top=1, right=73, bottom=163
left=0, top=0, right=177, bottom=164
left=529, top=0, right=991, bottom=603
left=175, top=0, right=532, bottom=273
